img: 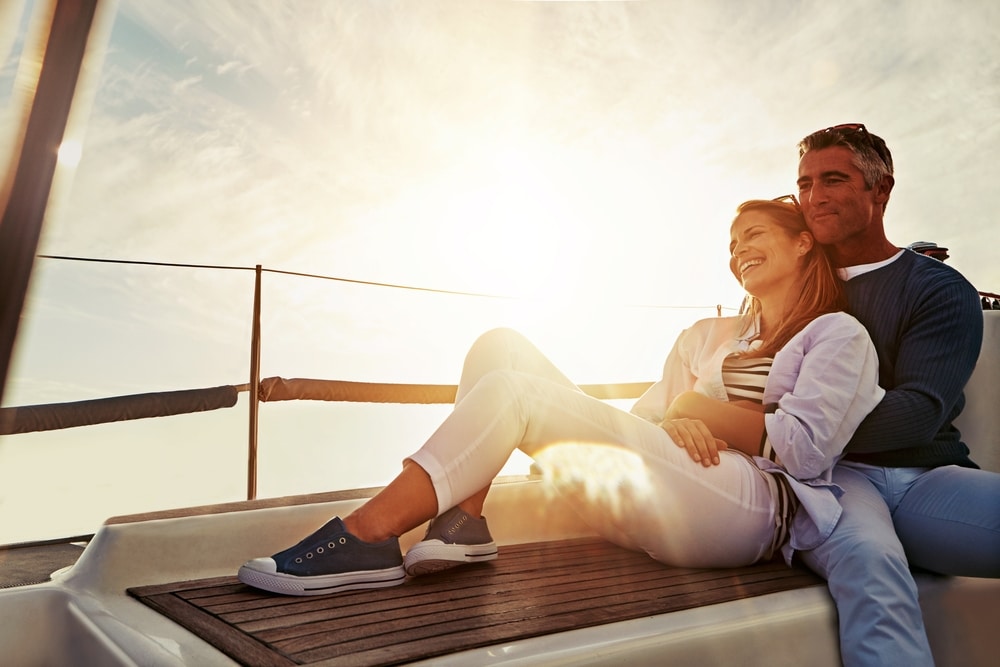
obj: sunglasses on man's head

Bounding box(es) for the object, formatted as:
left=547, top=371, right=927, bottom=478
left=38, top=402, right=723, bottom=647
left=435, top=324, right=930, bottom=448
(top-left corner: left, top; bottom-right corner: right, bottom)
left=817, top=122, right=868, bottom=135
left=809, top=123, right=892, bottom=168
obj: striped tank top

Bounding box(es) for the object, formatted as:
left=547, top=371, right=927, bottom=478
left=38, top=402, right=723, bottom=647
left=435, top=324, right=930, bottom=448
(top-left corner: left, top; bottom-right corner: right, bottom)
left=722, top=353, right=800, bottom=559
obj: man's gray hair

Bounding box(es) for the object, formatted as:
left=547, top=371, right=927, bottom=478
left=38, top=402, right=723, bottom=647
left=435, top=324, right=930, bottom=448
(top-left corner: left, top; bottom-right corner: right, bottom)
left=798, top=126, right=893, bottom=190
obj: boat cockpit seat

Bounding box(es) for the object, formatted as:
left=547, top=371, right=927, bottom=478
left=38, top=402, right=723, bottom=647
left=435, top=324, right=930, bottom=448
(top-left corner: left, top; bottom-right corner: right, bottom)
left=954, top=310, right=999, bottom=473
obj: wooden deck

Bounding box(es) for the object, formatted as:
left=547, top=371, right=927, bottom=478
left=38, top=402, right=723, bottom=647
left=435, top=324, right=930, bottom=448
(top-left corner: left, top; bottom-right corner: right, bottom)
left=129, top=537, right=823, bottom=666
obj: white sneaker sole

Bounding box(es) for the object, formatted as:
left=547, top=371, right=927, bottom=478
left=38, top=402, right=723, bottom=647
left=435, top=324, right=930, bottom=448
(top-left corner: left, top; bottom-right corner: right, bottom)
left=404, top=539, right=498, bottom=576
left=238, top=561, right=405, bottom=596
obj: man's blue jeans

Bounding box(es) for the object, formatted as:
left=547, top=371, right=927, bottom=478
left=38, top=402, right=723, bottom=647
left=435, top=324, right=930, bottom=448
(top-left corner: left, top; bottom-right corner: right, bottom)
left=801, top=461, right=1000, bottom=666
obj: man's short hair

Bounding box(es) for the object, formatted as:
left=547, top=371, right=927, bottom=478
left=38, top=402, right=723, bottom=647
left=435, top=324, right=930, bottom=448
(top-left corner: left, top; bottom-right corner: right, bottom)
left=798, top=124, right=893, bottom=191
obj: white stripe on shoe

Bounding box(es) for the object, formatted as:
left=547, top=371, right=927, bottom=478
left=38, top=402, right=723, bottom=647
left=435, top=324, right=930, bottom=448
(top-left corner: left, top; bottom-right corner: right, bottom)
left=404, top=539, right=498, bottom=576
left=238, top=559, right=405, bottom=596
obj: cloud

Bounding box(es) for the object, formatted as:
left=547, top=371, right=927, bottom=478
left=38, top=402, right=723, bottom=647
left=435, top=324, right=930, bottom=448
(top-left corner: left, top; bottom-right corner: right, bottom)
left=171, top=74, right=202, bottom=94
left=215, top=60, right=243, bottom=76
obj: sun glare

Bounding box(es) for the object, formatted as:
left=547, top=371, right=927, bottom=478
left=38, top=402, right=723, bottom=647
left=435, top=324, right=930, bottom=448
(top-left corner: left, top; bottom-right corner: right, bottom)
left=56, top=139, right=82, bottom=168
left=300, top=134, right=720, bottom=384
left=533, top=442, right=653, bottom=529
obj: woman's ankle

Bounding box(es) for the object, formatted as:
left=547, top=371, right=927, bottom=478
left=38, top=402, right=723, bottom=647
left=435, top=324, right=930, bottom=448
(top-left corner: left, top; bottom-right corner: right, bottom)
left=342, top=461, right=439, bottom=542
left=342, top=510, right=390, bottom=543
left=456, top=501, right=483, bottom=519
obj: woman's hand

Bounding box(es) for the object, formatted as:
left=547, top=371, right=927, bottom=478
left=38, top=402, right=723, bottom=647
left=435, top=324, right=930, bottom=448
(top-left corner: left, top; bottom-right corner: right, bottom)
left=658, top=416, right=728, bottom=466
left=661, top=390, right=765, bottom=460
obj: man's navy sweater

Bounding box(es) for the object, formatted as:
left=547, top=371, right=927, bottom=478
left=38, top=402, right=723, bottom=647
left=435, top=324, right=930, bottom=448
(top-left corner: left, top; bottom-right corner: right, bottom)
left=842, top=250, right=983, bottom=468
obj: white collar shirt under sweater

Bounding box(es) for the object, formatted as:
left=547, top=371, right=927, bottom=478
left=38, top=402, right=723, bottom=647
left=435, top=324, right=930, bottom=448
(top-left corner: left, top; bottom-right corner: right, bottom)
left=631, top=311, right=885, bottom=558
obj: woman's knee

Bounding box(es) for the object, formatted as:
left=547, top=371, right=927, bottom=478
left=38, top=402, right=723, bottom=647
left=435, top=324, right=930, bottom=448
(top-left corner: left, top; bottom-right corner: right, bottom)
left=469, top=327, right=527, bottom=354
left=469, top=368, right=528, bottom=403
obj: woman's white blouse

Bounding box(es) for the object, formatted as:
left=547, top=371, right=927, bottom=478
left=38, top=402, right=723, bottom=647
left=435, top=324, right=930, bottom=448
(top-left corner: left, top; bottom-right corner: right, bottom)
left=631, top=311, right=885, bottom=557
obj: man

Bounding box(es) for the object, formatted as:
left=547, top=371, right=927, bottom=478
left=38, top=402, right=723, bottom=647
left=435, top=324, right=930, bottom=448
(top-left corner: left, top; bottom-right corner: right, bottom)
left=794, top=123, right=1000, bottom=666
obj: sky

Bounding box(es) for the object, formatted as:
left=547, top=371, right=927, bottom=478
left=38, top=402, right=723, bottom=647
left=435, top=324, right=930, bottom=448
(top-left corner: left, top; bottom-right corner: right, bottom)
left=0, top=0, right=998, bottom=543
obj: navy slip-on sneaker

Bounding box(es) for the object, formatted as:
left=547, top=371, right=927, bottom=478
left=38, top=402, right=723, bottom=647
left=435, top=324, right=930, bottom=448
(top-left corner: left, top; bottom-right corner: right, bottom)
left=238, top=517, right=405, bottom=596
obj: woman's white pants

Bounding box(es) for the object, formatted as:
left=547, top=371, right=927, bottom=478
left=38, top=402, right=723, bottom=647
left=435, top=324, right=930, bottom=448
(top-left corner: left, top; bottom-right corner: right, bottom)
left=408, top=328, right=777, bottom=568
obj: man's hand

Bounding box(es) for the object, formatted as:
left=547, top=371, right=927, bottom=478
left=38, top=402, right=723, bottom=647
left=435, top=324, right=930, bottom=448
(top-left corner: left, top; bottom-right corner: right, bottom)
left=658, top=416, right=728, bottom=466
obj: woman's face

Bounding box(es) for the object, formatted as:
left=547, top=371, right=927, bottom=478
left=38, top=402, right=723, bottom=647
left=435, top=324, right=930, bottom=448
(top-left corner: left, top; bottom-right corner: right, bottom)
left=729, top=210, right=812, bottom=300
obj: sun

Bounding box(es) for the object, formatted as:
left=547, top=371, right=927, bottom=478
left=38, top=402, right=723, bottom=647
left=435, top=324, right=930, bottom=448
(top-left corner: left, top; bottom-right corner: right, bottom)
left=57, top=139, right=83, bottom=168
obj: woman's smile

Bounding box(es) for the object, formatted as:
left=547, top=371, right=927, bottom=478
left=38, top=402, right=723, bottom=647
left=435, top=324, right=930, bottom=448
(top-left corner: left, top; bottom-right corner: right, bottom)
left=738, top=258, right=764, bottom=277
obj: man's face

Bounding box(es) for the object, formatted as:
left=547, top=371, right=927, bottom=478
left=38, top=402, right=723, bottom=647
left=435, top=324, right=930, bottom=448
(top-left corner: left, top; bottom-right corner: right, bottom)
left=796, top=146, right=881, bottom=247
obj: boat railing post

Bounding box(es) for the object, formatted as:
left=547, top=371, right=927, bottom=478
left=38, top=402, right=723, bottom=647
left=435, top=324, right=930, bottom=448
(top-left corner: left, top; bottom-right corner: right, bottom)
left=247, top=264, right=262, bottom=500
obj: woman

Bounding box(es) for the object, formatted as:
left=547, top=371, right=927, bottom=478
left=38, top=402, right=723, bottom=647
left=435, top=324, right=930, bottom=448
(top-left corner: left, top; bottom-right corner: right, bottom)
left=238, top=197, right=883, bottom=596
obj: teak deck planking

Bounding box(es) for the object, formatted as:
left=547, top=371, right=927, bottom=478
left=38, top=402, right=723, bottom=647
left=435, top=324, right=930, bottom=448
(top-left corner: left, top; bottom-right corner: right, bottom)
left=129, top=537, right=824, bottom=666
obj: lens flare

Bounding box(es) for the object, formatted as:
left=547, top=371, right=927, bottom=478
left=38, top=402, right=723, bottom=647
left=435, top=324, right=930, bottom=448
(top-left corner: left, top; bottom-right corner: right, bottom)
left=57, top=139, right=82, bottom=168
left=533, top=442, right=654, bottom=552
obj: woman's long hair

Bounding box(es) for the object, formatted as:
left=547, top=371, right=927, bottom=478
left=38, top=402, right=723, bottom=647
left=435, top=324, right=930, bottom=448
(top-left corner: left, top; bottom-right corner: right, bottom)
left=733, top=199, right=847, bottom=358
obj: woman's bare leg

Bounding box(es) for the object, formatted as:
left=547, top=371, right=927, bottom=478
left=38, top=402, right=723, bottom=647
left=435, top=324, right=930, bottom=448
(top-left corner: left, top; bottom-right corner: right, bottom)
left=342, top=461, right=438, bottom=542
left=457, top=486, right=489, bottom=516
left=341, top=463, right=490, bottom=543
